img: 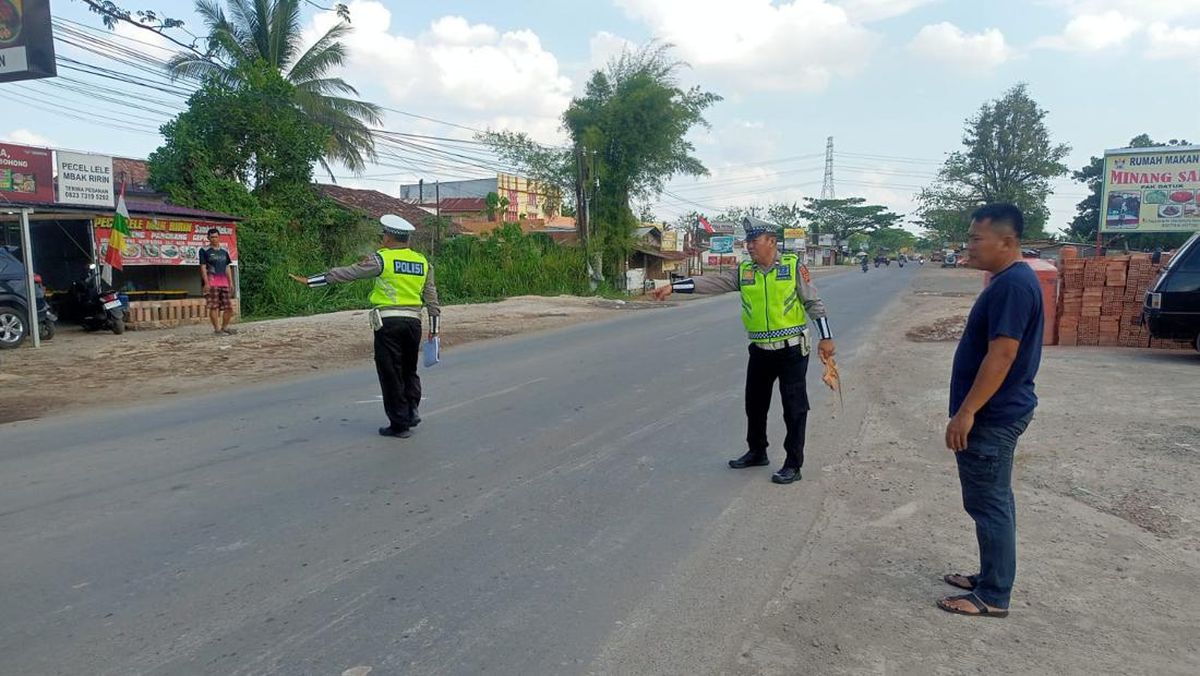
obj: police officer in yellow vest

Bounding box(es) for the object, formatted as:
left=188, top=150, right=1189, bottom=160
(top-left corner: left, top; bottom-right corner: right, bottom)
left=291, top=214, right=440, bottom=438
left=651, top=217, right=835, bottom=484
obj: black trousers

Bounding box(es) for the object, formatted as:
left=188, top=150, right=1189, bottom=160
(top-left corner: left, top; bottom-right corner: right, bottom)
left=745, top=343, right=810, bottom=468
left=374, top=317, right=422, bottom=431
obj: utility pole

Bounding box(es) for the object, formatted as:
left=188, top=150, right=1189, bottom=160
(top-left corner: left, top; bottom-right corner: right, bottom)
left=577, top=145, right=602, bottom=291
left=19, top=208, right=39, bottom=348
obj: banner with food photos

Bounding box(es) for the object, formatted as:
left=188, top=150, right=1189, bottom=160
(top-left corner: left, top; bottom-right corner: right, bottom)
left=93, top=217, right=238, bottom=266
left=1101, top=146, right=1200, bottom=233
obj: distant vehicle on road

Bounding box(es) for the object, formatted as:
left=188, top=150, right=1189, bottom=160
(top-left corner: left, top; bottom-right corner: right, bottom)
left=1143, top=232, right=1200, bottom=352
left=941, top=253, right=958, bottom=268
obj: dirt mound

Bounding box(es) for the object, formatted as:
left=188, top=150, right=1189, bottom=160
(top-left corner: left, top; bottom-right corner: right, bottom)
left=905, top=314, right=966, bottom=342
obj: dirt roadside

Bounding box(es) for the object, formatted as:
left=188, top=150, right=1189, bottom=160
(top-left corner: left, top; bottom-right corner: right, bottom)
left=0, top=295, right=653, bottom=424
left=738, top=267, right=1200, bottom=675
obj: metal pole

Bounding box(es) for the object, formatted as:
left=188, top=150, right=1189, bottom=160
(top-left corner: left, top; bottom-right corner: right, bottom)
left=19, top=208, right=40, bottom=348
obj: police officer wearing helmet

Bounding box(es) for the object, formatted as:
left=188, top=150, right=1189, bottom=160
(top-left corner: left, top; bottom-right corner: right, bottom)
left=291, top=214, right=441, bottom=438
left=650, top=216, right=836, bottom=484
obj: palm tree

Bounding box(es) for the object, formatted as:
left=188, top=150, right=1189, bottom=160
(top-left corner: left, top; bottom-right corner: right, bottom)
left=166, top=0, right=382, bottom=177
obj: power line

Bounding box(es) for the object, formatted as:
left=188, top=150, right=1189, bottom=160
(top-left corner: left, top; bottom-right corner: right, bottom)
left=836, top=150, right=945, bottom=165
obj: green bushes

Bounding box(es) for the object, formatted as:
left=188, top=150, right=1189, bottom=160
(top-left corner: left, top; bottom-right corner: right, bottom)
left=430, top=223, right=589, bottom=303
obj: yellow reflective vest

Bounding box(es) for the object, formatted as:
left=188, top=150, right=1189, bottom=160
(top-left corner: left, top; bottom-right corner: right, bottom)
left=368, top=248, right=428, bottom=308
left=739, top=254, right=807, bottom=343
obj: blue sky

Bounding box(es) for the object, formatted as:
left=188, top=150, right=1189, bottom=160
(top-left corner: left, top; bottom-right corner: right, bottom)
left=5, top=0, right=1199, bottom=234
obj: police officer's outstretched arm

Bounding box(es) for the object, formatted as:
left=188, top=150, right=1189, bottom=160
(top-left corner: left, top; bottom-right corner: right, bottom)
left=290, top=253, right=384, bottom=287
left=796, top=268, right=837, bottom=363
left=648, top=268, right=739, bottom=300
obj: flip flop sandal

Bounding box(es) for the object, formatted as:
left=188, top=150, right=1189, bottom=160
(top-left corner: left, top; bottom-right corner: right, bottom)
left=943, top=573, right=978, bottom=591
left=937, top=593, right=1009, bottom=619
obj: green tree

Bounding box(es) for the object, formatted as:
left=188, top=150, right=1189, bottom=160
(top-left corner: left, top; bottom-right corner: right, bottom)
left=918, top=84, right=1070, bottom=239
left=478, top=130, right=574, bottom=217
left=766, top=201, right=803, bottom=227
left=482, top=44, right=720, bottom=281
left=797, top=197, right=903, bottom=243
left=484, top=191, right=510, bottom=222
left=165, top=0, right=381, bottom=175
left=1067, top=134, right=1192, bottom=249
left=868, top=226, right=917, bottom=253
left=150, top=61, right=327, bottom=195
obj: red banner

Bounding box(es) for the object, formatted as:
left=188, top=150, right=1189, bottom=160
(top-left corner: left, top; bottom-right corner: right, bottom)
left=94, top=218, right=238, bottom=266
left=0, top=142, right=54, bottom=203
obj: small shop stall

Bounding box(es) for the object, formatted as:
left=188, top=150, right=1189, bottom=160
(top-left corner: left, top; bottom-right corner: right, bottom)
left=1, top=143, right=242, bottom=336
left=92, top=203, right=241, bottom=328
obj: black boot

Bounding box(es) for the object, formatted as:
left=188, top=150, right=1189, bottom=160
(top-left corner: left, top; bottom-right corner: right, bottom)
left=729, top=451, right=770, bottom=469
left=379, top=426, right=413, bottom=438
left=771, top=465, right=802, bottom=484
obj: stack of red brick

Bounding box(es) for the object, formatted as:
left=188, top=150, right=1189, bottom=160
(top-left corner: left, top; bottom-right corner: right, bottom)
left=1056, top=249, right=1189, bottom=349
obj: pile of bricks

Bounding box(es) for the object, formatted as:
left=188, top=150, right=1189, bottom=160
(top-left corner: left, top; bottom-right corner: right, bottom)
left=127, top=298, right=241, bottom=330
left=1056, top=250, right=1189, bottom=349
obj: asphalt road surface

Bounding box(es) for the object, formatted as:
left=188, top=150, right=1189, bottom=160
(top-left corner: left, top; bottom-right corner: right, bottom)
left=1, top=264, right=916, bottom=675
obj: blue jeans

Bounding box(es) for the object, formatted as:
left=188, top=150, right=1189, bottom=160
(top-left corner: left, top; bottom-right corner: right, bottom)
left=955, top=411, right=1033, bottom=609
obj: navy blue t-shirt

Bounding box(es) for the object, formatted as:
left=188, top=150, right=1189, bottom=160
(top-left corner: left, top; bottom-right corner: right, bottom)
left=950, top=262, right=1044, bottom=424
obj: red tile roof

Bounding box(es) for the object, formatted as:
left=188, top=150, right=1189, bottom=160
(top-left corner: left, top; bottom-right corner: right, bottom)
left=437, top=197, right=488, bottom=213
left=314, top=184, right=432, bottom=226
left=113, top=157, right=151, bottom=190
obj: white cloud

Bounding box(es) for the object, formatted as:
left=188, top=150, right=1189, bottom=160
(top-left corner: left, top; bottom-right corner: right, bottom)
left=1044, top=1, right=1200, bottom=22
left=1145, top=22, right=1200, bottom=60
left=907, top=22, right=1014, bottom=72
left=834, top=0, right=940, bottom=22
left=1034, top=11, right=1140, bottom=50
left=303, top=1, right=572, bottom=145
left=588, top=31, right=637, bottom=73
left=1, top=129, right=55, bottom=147
left=1036, top=1, right=1200, bottom=59
left=613, top=0, right=878, bottom=92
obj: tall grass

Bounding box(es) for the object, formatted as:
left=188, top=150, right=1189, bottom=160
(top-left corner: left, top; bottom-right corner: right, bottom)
left=431, top=224, right=589, bottom=303
left=243, top=221, right=590, bottom=318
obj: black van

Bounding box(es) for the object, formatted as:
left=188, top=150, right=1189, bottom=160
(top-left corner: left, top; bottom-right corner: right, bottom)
left=1143, top=232, right=1200, bottom=352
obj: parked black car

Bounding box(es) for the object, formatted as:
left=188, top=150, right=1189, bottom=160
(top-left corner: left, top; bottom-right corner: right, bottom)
left=1143, top=232, right=1200, bottom=352
left=0, top=247, right=56, bottom=349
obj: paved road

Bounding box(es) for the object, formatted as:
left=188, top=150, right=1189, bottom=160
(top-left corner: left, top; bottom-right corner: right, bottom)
left=1, top=264, right=915, bottom=675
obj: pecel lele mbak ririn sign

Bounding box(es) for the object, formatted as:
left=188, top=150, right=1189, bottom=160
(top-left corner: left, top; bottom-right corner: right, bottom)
left=0, top=0, right=57, bottom=84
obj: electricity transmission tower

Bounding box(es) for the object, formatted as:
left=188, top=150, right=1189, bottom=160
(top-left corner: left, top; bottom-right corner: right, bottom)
left=821, top=136, right=835, bottom=200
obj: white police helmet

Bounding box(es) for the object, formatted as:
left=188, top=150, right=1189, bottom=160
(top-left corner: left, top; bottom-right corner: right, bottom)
left=380, top=214, right=416, bottom=236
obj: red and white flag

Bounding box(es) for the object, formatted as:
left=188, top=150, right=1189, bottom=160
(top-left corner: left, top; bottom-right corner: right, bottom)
left=697, top=215, right=714, bottom=233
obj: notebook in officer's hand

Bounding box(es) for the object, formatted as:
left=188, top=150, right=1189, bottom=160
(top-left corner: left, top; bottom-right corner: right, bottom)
left=424, top=336, right=440, bottom=367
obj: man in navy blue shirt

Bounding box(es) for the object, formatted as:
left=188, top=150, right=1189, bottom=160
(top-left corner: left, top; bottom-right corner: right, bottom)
left=938, top=203, right=1043, bottom=619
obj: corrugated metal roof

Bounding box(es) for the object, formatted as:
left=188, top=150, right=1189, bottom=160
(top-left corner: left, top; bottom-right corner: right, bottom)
left=125, top=199, right=239, bottom=221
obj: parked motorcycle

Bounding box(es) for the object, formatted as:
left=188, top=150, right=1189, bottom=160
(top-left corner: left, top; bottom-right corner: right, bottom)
left=68, top=267, right=126, bottom=335
left=35, top=275, right=57, bottom=341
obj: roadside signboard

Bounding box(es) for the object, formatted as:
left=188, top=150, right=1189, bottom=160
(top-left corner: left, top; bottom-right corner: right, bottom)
left=56, top=151, right=114, bottom=207
left=1100, top=145, right=1200, bottom=233
left=94, top=218, right=238, bottom=266
left=0, top=141, right=53, bottom=203
left=0, top=0, right=57, bottom=83
left=709, top=235, right=734, bottom=254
